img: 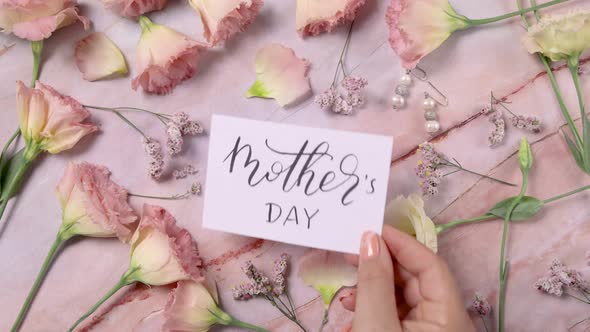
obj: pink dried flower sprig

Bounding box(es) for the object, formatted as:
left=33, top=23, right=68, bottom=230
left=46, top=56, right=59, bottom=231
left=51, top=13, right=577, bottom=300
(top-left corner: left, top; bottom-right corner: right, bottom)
left=535, top=259, right=590, bottom=299
left=469, top=293, right=492, bottom=332
left=232, top=255, right=306, bottom=331
left=416, top=142, right=516, bottom=196
left=84, top=105, right=204, bottom=179
left=482, top=92, right=542, bottom=147
left=314, top=21, right=367, bottom=116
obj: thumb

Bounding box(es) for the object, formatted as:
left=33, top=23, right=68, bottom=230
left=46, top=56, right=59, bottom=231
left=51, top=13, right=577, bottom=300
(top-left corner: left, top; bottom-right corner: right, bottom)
left=352, top=231, right=402, bottom=332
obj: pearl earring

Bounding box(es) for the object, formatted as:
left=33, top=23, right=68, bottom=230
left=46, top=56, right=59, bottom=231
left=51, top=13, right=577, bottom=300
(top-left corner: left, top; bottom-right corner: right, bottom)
left=422, top=85, right=448, bottom=134
left=392, top=71, right=412, bottom=110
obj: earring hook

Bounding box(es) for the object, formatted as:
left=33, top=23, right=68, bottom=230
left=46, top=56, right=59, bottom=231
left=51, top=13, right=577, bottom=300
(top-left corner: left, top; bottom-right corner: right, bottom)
left=409, top=66, right=428, bottom=81
left=425, top=81, right=449, bottom=107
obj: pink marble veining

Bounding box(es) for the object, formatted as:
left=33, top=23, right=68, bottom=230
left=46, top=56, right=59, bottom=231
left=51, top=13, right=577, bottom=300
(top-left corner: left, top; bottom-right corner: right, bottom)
left=1, top=0, right=590, bottom=331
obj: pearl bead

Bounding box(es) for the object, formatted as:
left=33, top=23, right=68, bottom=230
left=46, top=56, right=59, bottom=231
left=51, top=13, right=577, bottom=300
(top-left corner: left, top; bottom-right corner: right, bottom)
left=425, top=120, right=441, bottom=133
left=392, top=95, right=406, bottom=109
left=395, top=84, right=409, bottom=96
left=399, top=74, right=412, bottom=86
left=423, top=97, right=436, bottom=110
left=424, top=110, right=437, bottom=121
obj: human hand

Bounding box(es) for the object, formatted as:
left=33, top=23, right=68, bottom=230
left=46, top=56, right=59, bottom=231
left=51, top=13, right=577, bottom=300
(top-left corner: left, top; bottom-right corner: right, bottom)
left=342, top=225, right=475, bottom=332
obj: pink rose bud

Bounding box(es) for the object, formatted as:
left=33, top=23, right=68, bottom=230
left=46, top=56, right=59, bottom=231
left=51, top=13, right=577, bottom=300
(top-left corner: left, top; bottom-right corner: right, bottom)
left=0, top=0, right=90, bottom=41
left=16, top=81, right=97, bottom=155
left=56, top=162, right=139, bottom=241
left=132, top=16, right=207, bottom=95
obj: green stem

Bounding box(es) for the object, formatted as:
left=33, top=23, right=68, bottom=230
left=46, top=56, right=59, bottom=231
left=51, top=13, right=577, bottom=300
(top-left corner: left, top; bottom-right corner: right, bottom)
left=457, top=167, right=517, bottom=187
left=138, top=15, right=154, bottom=33
left=0, top=129, right=20, bottom=169
left=30, top=41, right=43, bottom=87
left=229, top=318, right=271, bottom=332
left=67, top=274, right=133, bottom=332
left=331, top=21, right=354, bottom=87
left=565, top=292, right=590, bottom=304
left=11, top=233, right=67, bottom=332
left=543, top=184, right=590, bottom=204
left=436, top=215, right=496, bottom=234
left=112, top=111, right=149, bottom=140
left=465, top=0, right=571, bottom=26
left=318, top=309, right=328, bottom=332
left=568, top=57, right=589, bottom=170
left=481, top=315, right=489, bottom=332
left=128, top=192, right=190, bottom=200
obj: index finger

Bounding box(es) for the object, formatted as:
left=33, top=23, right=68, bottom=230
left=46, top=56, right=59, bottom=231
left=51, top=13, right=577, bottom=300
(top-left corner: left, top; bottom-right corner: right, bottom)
left=381, top=225, right=441, bottom=276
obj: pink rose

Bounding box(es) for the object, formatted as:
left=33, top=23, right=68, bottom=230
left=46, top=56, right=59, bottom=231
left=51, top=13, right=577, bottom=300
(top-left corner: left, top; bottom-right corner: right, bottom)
left=56, top=162, right=138, bottom=241
left=0, top=0, right=90, bottom=41
left=101, top=0, right=168, bottom=18
left=16, top=80, right=97, bottom=154
left=132, top=16, right=207, bottom=95
left=385, top=0, right=468, bottom=69
left=127, top=204, right=203, bottom=285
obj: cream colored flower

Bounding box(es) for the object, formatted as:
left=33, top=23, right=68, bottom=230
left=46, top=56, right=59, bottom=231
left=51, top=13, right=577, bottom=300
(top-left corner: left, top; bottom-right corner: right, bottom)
left=384, top=194, right=437, bottom=252
left=522, top=11, right=590, bottom=62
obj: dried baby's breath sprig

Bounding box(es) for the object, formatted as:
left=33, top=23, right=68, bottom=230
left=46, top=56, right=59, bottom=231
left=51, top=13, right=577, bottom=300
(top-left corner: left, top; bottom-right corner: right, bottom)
left=415, top=142, right=515, bottom=196
left=470, top=293, right=492, bottom=332
left=128, top=182, right=202, bottom=200
left=314, top=21, right=367, bottom=116
left=173, top=165, right=199, bottom=180
left=83, top=105, right=204, bottom=179
left=232, top=255, right=306, bottom=332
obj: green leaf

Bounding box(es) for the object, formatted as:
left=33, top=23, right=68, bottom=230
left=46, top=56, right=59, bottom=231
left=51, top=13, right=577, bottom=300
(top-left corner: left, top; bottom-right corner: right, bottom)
left=563, top=131, right=585, bottom=170
left=582, top=114, right=590, bottom=171
left=245, top=80, right=271, bottom=99
left=486, top=196, right=544, bottom=221
left=0, top=148, right=28, bottom=201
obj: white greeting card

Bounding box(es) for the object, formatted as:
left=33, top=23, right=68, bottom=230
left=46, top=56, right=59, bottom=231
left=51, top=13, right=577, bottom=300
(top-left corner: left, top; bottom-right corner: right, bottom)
left=202, top=115, right=393, bottom=254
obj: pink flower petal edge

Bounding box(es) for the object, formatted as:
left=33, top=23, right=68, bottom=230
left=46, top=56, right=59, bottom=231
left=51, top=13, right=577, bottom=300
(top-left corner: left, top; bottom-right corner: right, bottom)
left=132, top=16, right=208, bottom=95
left=246, top=43, right=311, bottom=107
left=101, top=0, right=168, bottom=18
left=138, top=204, right=203, bottom=281
left=189, top=0, right=264, bottom=46
left=2, top=1, right=91, bottom=42
left=57, top=162, right=138, bottom=241
left=75, top=32, right=128, bottom=81
left=296, top=0, right=367, bottom=37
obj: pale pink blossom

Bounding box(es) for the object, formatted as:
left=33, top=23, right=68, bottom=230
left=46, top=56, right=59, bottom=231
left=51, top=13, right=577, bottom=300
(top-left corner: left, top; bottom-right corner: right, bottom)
left=101, top=0, right=168, bottom=17
left=56, top=162, right=138, bottom=241
left=246, top=43, right=311, bottom=107
left=75, top=32, right=128, bottom=81
left=128, top=204, right=203, bottom=285
left=132, top=16, right=207, bottom=95
left=386, top=0, right=469, bottom=69
left=163, top=280, right=232, bottom=332
left=0, top=0, right=90, bottom=41
left=16, top=80, right=97, bottom=154
left=298, top=249, right=357, bottom=308
left=470, top=293, right=492, bottom=316
left=296, top=0, right=367, bottom=37
left=189, top=0, right=263, bottom=46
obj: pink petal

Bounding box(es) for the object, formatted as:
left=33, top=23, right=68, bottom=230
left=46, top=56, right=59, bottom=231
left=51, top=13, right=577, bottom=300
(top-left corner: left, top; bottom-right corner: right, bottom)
left=134, top=204, right=203, bottom=282
left=101, top=0, right=168, bottom=17
left=75, top=32, right=128, bottom=81
left=385, top=0, right=468, bottom=69
left=246, top=43, right=311, bottom=107
left=57, top=162, right=139, bottom=241
left=11, top=6, right=90, bottom=41
left=298, top=249, right=357, bottom=307
left=296, top=0, right=367, bottom=37
left=189, top=0, right=263, bottom=46
left=132, top=19, right=207, bottom=95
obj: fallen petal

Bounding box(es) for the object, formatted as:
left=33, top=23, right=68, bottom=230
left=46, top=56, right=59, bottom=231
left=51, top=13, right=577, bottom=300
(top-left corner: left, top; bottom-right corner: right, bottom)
left=75, top=32, right=128, bottom=81
left=246, top=43, right=311, bottom=107
left=296, top=0, right=367, bottom=37
left=298, top=249, right=357, bottom=308
left=189, top=0, right=263, bottom=46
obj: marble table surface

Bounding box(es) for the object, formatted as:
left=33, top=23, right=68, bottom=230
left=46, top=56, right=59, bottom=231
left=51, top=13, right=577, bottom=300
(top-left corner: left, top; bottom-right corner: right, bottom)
left=2, top=0, right=590, bottom=331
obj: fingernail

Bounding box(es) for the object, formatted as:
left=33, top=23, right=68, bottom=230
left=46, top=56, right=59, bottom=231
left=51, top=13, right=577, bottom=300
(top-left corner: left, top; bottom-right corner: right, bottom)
left=361, top=231, right=379, bottom=259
